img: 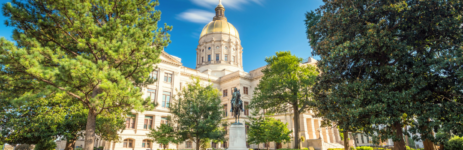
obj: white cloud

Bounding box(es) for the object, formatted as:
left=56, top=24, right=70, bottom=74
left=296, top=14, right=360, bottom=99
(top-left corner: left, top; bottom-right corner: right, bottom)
left=191, top=0, right=263, bottom=9
left=177, top=9, right=215, bottom=24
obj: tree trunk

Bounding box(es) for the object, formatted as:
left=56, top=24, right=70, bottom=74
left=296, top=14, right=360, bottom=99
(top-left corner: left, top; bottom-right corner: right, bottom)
left=343, top=131, right=350, bottom=150
left=65, top=138, right=76, bottom=150
left=293, top=103, right=300, bottom=149
left=267, top=142, right=269, bottom=150
left=392, top=122, right=407, bottom=150
left=196, top=138, right=201, bottom=150
left=84, top=109, right=97, bottom=150
left=438, top=143, right=444, bottom=150
left=423, top=139, right=435, bottom=150
left=351, top=133, right=358, bottom=149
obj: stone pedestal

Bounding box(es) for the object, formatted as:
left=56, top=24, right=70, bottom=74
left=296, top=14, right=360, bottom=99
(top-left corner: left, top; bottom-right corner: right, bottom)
left=228, top=123, right=247, bottom=150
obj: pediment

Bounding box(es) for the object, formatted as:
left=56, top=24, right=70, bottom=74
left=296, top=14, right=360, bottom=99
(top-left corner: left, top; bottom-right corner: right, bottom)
left=160, top=51, right=182, bottom=66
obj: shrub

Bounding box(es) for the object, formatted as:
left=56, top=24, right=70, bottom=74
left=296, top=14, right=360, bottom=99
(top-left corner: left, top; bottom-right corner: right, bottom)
left=301, top=147, right=308, bottom=150
left=445, top=136, right=463, bottom=150
left=356, top=146, right=373, bottom=150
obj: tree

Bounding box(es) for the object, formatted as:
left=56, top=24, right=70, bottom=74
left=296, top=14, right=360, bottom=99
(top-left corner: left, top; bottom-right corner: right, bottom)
left=148, top=123, right=179, bottom=150
left=248, top=51, right=319, bottom=149
left=445, top=136, right=463, bottom=150
left=306, top=1, right=463, bottom=150
left=247, top=116, right=292, bottom=150
left=169, top=77, right=226, bottom=150
left=0, top=0, right=171, bottom=149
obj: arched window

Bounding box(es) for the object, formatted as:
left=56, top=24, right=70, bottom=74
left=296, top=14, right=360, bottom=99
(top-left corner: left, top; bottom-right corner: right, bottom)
left=123, top=139, right=134, bottom=148
left=225, top=46, right=228, bottom=50
left=208, top=47, right=211, bottom=50
left=216, top=46, right=219, bottom=49
left=142, top=139, right=152, bottom=148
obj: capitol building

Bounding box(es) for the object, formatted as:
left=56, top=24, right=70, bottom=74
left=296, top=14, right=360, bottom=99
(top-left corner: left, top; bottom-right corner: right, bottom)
left=56, top=2, right=345, bottom=150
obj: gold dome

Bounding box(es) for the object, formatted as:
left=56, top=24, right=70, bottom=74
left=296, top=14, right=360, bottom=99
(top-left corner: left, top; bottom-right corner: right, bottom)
left=200, top=20, right=239, bottom=38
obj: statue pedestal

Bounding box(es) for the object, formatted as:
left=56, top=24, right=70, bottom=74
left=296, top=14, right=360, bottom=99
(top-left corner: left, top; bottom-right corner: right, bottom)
left=228, top=123, right=248, bottom=150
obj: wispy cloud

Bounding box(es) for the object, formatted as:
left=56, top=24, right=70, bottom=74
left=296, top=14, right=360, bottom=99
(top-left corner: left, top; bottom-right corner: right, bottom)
left=191, top=0, right=263, bottom=9
left=177, top=9, right=215, bottom=24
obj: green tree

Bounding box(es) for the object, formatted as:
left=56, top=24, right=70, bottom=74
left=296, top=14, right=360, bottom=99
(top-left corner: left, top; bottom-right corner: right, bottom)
left=306, top=1, right=463, bottom=150
left=148, top=123, right=179, bottom=150
left=199, top=138, right=211, bottom=150
left=169, top=77, right=226, bottom=150
left=247, top=116, right=292, bottom=150
left=248, top=51, right=318, bottom=149
left=0, top=0, right=171, bottom=149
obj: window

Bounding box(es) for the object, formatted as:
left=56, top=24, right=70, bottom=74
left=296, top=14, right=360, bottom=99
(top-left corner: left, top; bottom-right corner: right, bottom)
left=159, top=143, right=168, bottom=149
left=126, top=115, right=136, bottom=129
left=224, top=126, right=227, bottom=134
left=164, top=73, right=172, bottom=83
left=161, top=116, right=168, bottom=124
left=216, top=54, right=219, bottom=61
left=123, top=139, right=134, bottom=148
left=142, top=139, right=152, bottom=148
left=223, top=142, right=227, bottom=148
left=208, top=47, right=211, bottom=50
left=264, top=143, right=269, bottom=148
left=247, top=142, right=250, bottom=148
left=162, top=92, right=171, bottom=108
left=243, top=87, right=248, bottom=94
left=246, top=125, right=249, bottom=134
left=223, top=104, right=227, bottom=116
left=225, top=55, right=228, bottom=61
left=232, top=56, right=235, bottom=62
left=202, top=57, right=204, bottom=62
left=150, top=71, right=158, bottom=80
left=144, top=116, right=153, bottom=129
left=148, top=89, right=156, bottom=103
left=186, top=141, right=192, bottom=148
left=212, top=142, right=217, bottom=148
left=225, top=46, right=228, bottom=50
left=216, top=46, right=219, bottom=49
left=208, top=55, right=211, bottom=61
left=361, top=134, right=364, bottom=143
left=223, top=89, right=228, bottom=97
left=244, top=102, right=249, bottom=116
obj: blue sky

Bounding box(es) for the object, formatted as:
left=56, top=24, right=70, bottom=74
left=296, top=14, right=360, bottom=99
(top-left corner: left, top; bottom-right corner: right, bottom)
left=0, top=0, right=323, bottom=72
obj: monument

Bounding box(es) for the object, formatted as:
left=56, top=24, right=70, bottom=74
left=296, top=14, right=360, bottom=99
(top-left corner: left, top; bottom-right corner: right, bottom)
left=228, top=87, right=247, bottom=150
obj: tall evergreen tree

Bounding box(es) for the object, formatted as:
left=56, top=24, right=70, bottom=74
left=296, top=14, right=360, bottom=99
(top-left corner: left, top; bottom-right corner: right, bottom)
left=0, top=0, right=171, bottom=148
left=306, top=1, right=463, bottom=150
left=248, top=51, right=319, bottom=149
left=168, top=78, right=226, bottom=150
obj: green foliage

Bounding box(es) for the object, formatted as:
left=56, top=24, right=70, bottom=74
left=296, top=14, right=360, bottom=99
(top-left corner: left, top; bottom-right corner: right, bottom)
left=148, top=123, right=179, bottom=150
left=356, top=146, right=373, bottom=150
left=169, top=77, right=225, bottom=150
left=248, top=51, right=318, bottom=149
left=247, top=117, right=292, bottom=147
left=445, top=136, right=463, bottom=150
left=0, top=0, right=171, bottom=148
left=200, top=138, right=211, bottom=150
left=33, top=139, right=56, bottom=150
left=306, top=1, right=463, bottom=149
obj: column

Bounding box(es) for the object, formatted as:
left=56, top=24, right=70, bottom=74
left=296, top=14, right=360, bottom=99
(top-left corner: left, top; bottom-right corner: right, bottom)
left=157, top=69, right=164, bottom=107
left=328, top=127, right=335, bottom=143
left=307, top=118, right=316, bottom=139
left=334, top=127, right=341, bottom=143
left=314, top=119, right=321, bottom=139
left=324, top=127, right=331, bottom=143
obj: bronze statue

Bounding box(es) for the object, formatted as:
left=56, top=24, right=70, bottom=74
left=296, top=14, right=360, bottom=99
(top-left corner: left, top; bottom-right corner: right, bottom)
left=230, top=87, right=244, bottom=124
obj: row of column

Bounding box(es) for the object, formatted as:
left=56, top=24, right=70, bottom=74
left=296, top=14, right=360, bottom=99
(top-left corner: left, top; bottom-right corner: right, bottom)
left=305, top=118, right=342, bottom=144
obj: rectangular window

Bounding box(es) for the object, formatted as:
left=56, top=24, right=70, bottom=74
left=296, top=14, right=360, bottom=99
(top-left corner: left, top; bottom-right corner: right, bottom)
left=223, top=142, right=227, bottom=148
left=223, top=89, right=227, bottom=97
left=243, top=87, right=248, bottom=94
left=244, top=102, right=249, bottom=116
left=247, top=142, right=250, bottom=148
left=208, top=55, right=211, bottom=61
left=224, top=126, right=227, bottom=135
left=212, top=142, right=217, bottom=148
left=264, top=143, right=269, bottom=148
left=144, top=116, right=153, bottom=129
left=232, top=56, right=235, bottom=62
left=148, top=89, right=156, bottom=103
left=202, top=57, right=204, bottom=62
left=162, top=92, right=171, bottom=108
left=161, top=116, right=168, bottom=124
left=216, top=54, right=219, bottom=61
left=164, top=73, right=172, bottom=83
left=126, top=115, right=136, bottom=129
left=150, top=70, right=158, bottom=80
left=223, top=104, right=228, bottom=116
left=225, top=55, right=228, bottom=61
left=186, top=141, right=192, bottom=148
